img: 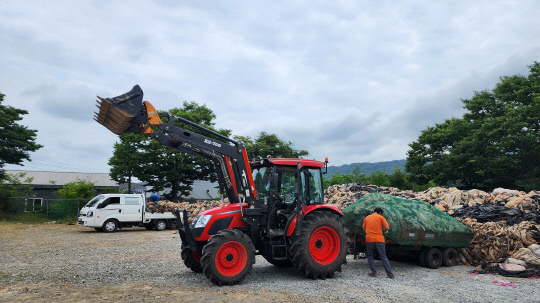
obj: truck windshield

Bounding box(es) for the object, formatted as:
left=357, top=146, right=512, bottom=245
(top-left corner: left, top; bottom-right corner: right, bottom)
left=85, top=195, right=104, bottom=207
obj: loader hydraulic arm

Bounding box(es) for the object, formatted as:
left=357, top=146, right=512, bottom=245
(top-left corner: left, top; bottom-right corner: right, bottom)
left=94, top=85, right=257, bottom=204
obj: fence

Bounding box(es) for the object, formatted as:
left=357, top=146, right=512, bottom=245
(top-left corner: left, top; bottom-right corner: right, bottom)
left=4, top=197, right=88, bottom=220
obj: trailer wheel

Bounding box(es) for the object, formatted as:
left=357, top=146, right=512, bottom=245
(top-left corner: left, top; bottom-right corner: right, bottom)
left=155, top=220, right=167, bottom=231
left=442, top=247, right=458, bottom=267
left=424, top=247, right=442, bottom=269
left=201, top=229, right=255, bottom=285
left=181, top=244, right=203, bottom=273
left=103, top=219, right=118, bottom=233
left=289, top=211, right=348, bottom=279
left=418, top=247, right=428, bottom=266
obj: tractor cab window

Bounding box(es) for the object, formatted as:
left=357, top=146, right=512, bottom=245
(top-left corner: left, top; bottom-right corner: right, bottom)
left=252, top=166, right=297, bottom=204
left=300, top=168, right=323, bottom=205
left=252, top=167, right=270, bottom=197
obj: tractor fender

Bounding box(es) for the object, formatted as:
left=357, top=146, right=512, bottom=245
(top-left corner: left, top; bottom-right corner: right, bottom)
left=286, top=204, right=343, bottom=237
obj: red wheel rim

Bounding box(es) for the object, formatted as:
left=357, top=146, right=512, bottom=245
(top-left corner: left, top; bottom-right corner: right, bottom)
left=215, top=241, right=247, bottom=277
left=309, top=226, right=340, bottom=265
left=192, top=250, right=202, bottom=263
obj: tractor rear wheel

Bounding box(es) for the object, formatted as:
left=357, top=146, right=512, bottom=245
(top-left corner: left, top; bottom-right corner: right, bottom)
left=181, top=244, right=203, bottom=273
left=289, top=211, right=348, bottom=279
left=201, top=229, right=255, bottom=285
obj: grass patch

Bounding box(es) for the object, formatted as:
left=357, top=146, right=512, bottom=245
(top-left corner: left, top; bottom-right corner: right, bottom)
left=0, top=211, right=49, bottom=224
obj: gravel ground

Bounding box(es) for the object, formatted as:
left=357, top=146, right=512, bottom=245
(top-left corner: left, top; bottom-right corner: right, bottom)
left=0, top=222, right=539, bottom=303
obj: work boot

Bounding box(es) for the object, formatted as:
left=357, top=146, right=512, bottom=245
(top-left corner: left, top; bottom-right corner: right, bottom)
left=388, top=274, right=395, bottom=279
left=368, top=272, right=377, bottom=277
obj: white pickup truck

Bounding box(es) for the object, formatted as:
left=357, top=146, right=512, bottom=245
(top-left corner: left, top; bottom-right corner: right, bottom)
left=78, top=194, right=176, bottom=232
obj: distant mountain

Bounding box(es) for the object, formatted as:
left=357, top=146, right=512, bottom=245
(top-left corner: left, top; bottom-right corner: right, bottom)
left=326, top=159, right=406, bottom=176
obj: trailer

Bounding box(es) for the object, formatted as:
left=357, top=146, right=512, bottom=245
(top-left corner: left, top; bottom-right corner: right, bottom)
left=343, top=193, right=474, bottom=268
left=78, top=194, right=176, bottom=232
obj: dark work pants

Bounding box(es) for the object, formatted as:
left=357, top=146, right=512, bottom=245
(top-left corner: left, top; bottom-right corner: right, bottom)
left=366, top=242, right=393, bottom=276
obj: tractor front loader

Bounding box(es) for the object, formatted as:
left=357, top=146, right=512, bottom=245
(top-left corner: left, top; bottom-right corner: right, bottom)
left=94, top=85, right=349, bottom=285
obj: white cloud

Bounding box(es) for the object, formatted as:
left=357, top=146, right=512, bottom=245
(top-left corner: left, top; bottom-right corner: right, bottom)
left=1, top=0, right=540, bottom=173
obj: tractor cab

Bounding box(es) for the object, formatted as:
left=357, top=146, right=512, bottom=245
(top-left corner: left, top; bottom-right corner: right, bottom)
left=250, top=158, right=326, bottom=236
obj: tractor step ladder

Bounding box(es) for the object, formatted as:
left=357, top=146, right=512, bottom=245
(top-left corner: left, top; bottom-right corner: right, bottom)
left=269, top=237, right=288, bottom=260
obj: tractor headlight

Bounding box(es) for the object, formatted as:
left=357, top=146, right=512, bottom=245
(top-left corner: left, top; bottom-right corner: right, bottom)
left=192, top=215, right=212, bottom=228
left=87, top=210, right=93, bottom=218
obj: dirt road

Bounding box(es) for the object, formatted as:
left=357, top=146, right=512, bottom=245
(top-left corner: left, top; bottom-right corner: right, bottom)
left=1, top=222, right=538, bottom=303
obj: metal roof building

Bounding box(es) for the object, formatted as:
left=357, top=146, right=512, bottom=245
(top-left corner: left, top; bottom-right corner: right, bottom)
left=5, top=170, right=117, bottom=187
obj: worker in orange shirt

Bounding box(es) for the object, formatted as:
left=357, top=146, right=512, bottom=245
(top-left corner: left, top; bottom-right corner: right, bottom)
left=362, top=207, right=395, bottom=279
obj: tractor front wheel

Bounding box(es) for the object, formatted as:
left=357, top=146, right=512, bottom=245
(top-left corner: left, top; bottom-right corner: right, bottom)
left=201, top=229, right=255, bottom=285
left=289, top=211, right=348, bottom=279
left=181, top=244, right=203, bottom=273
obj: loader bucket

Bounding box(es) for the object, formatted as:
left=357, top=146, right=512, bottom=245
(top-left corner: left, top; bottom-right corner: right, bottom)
left=94, top=85, right=144, bottom=135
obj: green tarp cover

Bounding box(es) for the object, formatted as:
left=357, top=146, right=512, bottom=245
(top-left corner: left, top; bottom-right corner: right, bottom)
left=343, top=193, right=473, bottom=247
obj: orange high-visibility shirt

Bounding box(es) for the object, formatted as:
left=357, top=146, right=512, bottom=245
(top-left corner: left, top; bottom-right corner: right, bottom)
left=362, top=213, right=389, bottom=243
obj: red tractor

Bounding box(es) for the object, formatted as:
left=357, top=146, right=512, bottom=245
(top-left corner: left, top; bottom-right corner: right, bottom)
left=95, top=85, right=349, bottom=285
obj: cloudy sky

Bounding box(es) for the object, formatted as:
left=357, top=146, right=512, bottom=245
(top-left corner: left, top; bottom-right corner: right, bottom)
left=2, top=1, right=539, bottom=173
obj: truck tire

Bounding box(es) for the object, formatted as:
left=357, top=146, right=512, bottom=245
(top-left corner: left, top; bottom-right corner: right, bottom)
left=418, top=247, right=428, bottom=266
left=424, top=247, right=442, bottom=269
left=201, top=229, right=256, bottom=286
left=103, top=220, right=118, bottom=233
left=289, top=211, right=348, bottom=279
left=442, top=247, right=458, bottom=267
left=181, top=244, right=203, bottom=273
left=155, top=220, right=167, bottom=231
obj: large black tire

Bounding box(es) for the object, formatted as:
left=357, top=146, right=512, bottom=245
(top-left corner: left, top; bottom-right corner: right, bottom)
left=418, top=247, right=428, bottom=267
left=424, top=247, right=442, bottom=269
left=442, top=247, right=458, bottom=267
left=155, top=220, right=167, bottom=231
left=289, top=211, right=348, bottom=279
left=181, top=244, right=203, bottom=273
left=201, top=229, right=256, bottom=286
left=263, top=255, right=293, bottom=267
left=102, top=219, right=118, bottom=233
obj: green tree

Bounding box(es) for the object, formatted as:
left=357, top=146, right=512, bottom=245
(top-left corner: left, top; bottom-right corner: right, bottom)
left=108, top=133, right=147, bottom=192
left=0, top=92, right=43, bottom=181
left=406, top=62, right=540, bottom=190
left=0, top=172, right=35, bottom=214
left=234, top=132, right=309, bottom=161
left=367, top=170, right=390, bottom=187
left=56, top=179, right=96, bottom=199
left=388, top=166, right=411, bottom=189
